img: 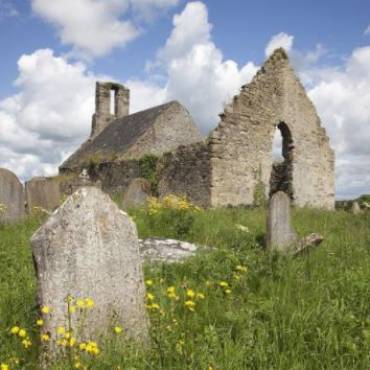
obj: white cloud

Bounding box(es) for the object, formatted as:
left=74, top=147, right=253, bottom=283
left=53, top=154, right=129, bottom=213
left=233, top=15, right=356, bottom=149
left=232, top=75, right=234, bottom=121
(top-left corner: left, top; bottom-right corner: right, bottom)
left=365, top=25, right=370, bottom=35
left=0, top=49, right=98, bottom=180
left=265, top=32, right=294, bottom=57
left=31, top=0, right=180, bottom=57
left=307, top=46, right=370, bottom=198
left=155, top=1, right=258, bottom=133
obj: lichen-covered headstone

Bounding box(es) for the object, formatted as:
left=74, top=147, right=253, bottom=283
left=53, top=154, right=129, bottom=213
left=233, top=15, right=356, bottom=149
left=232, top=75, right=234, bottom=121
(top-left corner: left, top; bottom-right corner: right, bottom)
left=122, top=178, right=151, bottom=210
left=351, top=201, right=361, bottom=215
left=31, top=187, right=148, bottom=352
left=0, top=168, right=24, bottom=223
left=266, top=191, right=297, bottom=252
left=25, top=177, right=61, bottom=213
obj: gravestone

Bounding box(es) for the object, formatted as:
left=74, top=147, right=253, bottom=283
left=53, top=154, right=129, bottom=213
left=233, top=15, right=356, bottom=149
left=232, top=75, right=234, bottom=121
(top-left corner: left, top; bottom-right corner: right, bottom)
left=351, top=201, right=361, bottom=215
left=31, top=187, right=148, bottom=353
left=266, top=191, right=297, bottom=252
left=0, top=168, right=24, bottom=223
left=25, top=177, right=61, bottom=213
left=122, top=178, right=151, bottom=210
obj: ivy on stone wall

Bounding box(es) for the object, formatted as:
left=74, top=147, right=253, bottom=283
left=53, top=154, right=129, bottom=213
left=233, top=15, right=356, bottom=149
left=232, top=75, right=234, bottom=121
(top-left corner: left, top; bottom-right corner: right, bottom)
left=138, top=155, right=159, bottom=194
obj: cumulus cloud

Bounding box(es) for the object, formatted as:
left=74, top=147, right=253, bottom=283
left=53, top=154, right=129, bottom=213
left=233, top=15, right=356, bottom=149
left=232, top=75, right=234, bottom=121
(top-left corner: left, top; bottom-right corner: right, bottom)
left=307, top=46, right=370, bottom=198
left=31, top=0, right=180, bottom=57
left=265, top=32, right=294, bottom=57
left=155, top=1, right=258, bottom=133
left=0, top=49, right=98, bottom=179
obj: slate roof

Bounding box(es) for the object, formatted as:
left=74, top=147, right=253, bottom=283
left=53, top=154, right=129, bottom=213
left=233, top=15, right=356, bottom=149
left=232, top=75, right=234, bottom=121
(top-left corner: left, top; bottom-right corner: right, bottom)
left=60, top=101, right=182, bottom=170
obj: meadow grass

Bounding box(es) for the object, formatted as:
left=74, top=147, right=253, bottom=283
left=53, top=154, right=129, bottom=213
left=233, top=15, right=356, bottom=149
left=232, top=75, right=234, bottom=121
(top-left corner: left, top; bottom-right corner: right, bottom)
left=1, top=206, right=370, bottom=369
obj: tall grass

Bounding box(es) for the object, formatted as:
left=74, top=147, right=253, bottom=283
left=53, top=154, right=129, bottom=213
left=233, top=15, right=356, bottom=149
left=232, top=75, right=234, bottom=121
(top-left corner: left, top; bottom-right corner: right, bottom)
left=1, top=207, right=370, bottom=369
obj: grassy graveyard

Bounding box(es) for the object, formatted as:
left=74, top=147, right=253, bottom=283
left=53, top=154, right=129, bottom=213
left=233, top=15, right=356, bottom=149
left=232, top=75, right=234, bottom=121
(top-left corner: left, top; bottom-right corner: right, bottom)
left=1, top=197, right=370, bottom=369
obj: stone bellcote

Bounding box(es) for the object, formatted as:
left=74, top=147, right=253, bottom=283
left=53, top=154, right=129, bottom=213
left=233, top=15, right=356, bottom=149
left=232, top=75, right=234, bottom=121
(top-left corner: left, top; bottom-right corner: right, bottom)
left=91, top=81, right=130, bottom=138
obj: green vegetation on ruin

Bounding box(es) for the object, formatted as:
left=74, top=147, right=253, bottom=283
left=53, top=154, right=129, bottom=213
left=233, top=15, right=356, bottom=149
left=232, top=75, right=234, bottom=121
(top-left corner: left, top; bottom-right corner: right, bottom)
left=1, top=206, right=370, bottom=369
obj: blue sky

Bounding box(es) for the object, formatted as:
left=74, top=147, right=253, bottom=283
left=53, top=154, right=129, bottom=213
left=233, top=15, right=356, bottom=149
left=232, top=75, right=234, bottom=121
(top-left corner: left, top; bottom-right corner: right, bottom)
left=0, top=0, right=369, bottom=199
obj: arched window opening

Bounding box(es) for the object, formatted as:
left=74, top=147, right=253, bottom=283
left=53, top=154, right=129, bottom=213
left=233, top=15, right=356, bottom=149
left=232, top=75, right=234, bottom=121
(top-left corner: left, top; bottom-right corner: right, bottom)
left=270, top=122, right=294, bottom=199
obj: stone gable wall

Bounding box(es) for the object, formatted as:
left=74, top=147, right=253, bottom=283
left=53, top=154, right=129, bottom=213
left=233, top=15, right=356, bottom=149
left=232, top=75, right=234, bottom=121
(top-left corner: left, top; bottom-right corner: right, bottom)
left=209, top=49, right=334, bottom=209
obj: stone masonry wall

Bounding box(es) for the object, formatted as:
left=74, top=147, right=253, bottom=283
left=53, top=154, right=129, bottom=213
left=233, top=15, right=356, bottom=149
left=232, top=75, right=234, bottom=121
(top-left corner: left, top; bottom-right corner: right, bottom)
left=209, top=49, right=335, bottom=209
left=157, top=142, right=211, bottom=207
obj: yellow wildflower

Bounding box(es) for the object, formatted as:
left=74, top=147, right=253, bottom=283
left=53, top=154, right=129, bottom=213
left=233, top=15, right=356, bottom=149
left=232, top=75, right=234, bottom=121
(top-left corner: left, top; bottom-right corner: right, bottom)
left=184, top=300, right=196, bottom=312
left=186, top=289, right=195, bottom=299
left=145, top=279, right=153, bottom=287
left=57, top=339, right=68, bottom=347
left=22, top=338, right=32, bottom=348
left=41, top=333, right=50, bottom=342
left=79, top=343, right=87, bottom=351
left=86, top=341, right=100, bottom=356
left=225, top=289, right=232, bottom=295
left=236, top=265, right=248, bottom=273
left=114, top=326, right=123, bottom=334
left=41, top=306, right=51, bottom=314
left=64, top=332, right=71, bottom=340
left=57, top=326, right=65, bottom=335
left=84, top=298, right=95, bottom=309
left=74, top=362, right=82, bottom=369
left=76, top=299, right=85, bottom=308
left=69, top=337, right=77, bottom=347
left=36, top=319, right=44, bottom=326
left=166, top=286, right=178, bottom=299
left=146, top=293, right=155, bottom=301
left=0, top=363, right=9, bottom=370
left=68, top=305, right=76, bottom=314
left=18, top=329, right=27, bottom=338
left=10, top=326, right=20, bottom=335
left=196, top=292, right=205, bottom=300
left=146, top=303, right=160, bottom=310
left=219, top=281, right=229, bottom=288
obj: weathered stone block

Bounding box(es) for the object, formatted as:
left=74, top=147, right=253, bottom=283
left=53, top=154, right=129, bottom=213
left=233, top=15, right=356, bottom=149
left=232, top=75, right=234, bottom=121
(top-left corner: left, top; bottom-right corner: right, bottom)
left=266, top=191, right=297, bottom=252
left=0, top=168, right=24, bottom=223
left=31, top=187, right=148, bottom=352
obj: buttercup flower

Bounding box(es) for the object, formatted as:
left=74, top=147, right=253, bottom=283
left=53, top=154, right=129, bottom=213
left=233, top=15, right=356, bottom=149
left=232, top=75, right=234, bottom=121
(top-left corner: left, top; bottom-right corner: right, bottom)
left=18, top=329, right=27, bottom=338
left=186, top=289, right=195, bottom=299
left=41, top=333, right=50, bottom=342
left=41, top=306, right=51, bottom=314
left=145, top=279, right=153, bottom=287
left=185, top=300, right=196, bottom=312
left=10, top=326, right=20, bottom=335
left=114, top=326, right=123, bottom=334
left=36, top=319, right=44, bottom=326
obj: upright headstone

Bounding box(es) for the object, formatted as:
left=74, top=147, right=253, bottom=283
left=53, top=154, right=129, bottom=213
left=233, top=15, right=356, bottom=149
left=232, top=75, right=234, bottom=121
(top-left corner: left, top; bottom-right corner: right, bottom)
left=351, top=201, right=361, bottom=215
left=31, top=187, right=148, bottom=353
left=25, top=177, right=61, bottom=213
left=266, top=191, right=297, bottom=252
left=123, top=178, right=151, bottom=210
left=0, top=168, right=24, bottom=223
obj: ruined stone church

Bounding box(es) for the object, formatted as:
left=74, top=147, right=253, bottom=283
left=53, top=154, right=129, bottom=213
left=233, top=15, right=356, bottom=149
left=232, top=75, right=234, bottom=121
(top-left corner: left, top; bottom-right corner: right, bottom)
left=60, top=48, right=335, bottom=210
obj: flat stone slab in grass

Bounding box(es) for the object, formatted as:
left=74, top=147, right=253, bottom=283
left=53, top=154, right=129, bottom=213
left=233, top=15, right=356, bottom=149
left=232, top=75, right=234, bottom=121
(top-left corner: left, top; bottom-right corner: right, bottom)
left=31, top=187, right=148, bottom=351
left=266, top=191, right=297, bottom=252
left=0, top=168, right=24, bottom=223
left=139, top=238, right=200, bottom=263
